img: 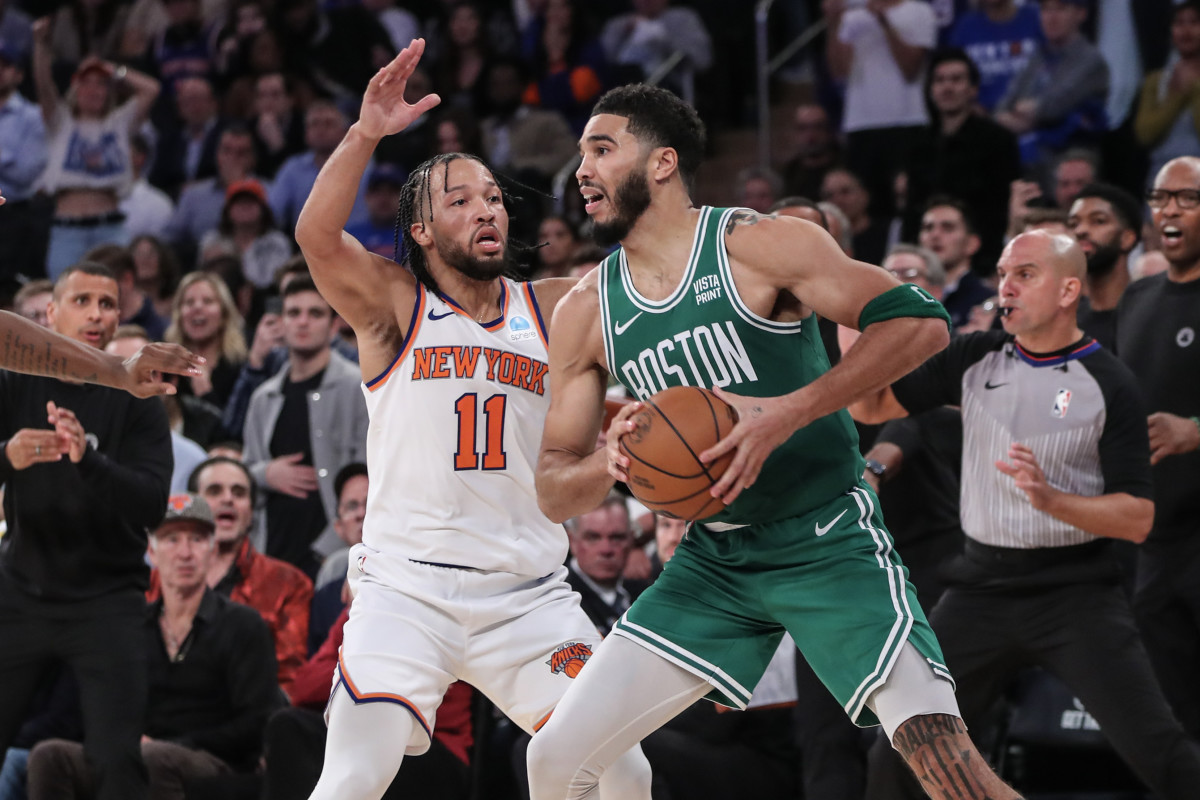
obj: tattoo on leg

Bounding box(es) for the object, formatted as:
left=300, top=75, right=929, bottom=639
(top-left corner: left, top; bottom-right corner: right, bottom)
left=893, top=714, right=1019, bottom=800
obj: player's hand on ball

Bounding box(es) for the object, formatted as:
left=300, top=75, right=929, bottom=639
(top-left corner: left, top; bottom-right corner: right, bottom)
left=604, top=400, right=643, bottom=483
left=700, top=388, right=797, bottom=505
left=358, top=38, right=441, bottom=140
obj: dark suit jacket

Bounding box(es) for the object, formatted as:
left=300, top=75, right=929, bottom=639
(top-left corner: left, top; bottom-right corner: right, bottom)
left=149, top=119, right=224, bottom=199
left=566, top=566, right=649, bottom=635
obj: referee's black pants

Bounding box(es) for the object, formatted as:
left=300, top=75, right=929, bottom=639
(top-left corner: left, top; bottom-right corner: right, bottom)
left=866, top=540, right=1200, bottom=800
left=0, top=583, right=148, bottom=800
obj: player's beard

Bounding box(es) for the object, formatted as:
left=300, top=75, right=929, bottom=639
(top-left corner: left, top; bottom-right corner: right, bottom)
left=591, top=168, right=652, bottom=248
left=1085, top=241, right=1123, bottom=279
left=440, top=237, right=512, bottom=282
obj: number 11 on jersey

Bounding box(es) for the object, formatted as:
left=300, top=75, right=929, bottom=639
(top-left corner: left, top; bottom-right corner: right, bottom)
left=454, top=393, right=508, bottom=471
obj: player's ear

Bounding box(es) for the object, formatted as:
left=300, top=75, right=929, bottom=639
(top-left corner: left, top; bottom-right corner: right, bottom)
left=651, top=146, right=678, bottom=183
left=410, top=221, right=432, bottom=248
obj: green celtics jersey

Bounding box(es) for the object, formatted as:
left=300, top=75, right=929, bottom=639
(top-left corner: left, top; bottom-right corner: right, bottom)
left=599, top=206, right=864, bottom=525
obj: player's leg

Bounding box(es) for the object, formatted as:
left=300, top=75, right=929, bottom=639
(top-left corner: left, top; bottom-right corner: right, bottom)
left=308, top=690, right=416, bottom=800
left=526, top=635, right=710, bottom=800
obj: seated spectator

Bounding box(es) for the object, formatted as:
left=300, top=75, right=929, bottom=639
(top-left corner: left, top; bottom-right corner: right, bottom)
left=917, top=196, right=992, bottom=330
left=164, top=271, right=248, bottom=408
left=479, top=57, right=577, bottom=187
left=12, top=279, right=53, bottom=327
left=144, top=0, right=220, bottom=100
left=994, top=0, right=1109, bottom=168
left=313, top=463, right=367, bottom=591
left=779, top=102, right=841, bottom=201
left=262, top=607, right=473, bottom=800
left=1052, top=147, right=1099, bottom=209
left=120, top=133, right=175, bottom=240
left=27, top=494, right=281, bottom=799
left=166, top=124, right=264, bottom=263
left=523, top=0, right=606, bottom=133
left=431, top=1, right=495, bottom=110
left=148, top=75, right=224, bottom=199
left=345, top=164, right=406, bottom=258
left=601, top=0, right=712, bottom=100
left=159, top=457, right=313, bottom=697
left=823, top=0, right=936, bottom=219
left=270, top=100, right=369, bottom=234
left=565, top=492, right=649, bottom=635
left=429, top=106, right=484, bottom=158
left=0, top=2, right=32, bottom=67
left=1021, top=205, right=1071, bottom=235
left=32, top=19, right=160, bottom=280
left=820, top=167, right=889, bottom=265
left=734, top=166, right=783, bottom=214
left=243, top=277, right=369, bottom=577
left=249, top=71, right=306, bottom=179
left=130, top=234, right=181, bottom=320
left=276, top=0, right=392, bottom=108
left=531, top=215, right=580, bottom=280
left=362, top=0, right=419, bottom=54
left=83, top=242, right=168, bottom=340
left=947, top=0, right=1043, bottom=111
left=818, top=200, right=854, bottom=256
left=0, top=40, right=48, bottom=292
left=904, top=48, right=1021, bottom=267
left=200, top=179, right=293, bottom=289
left=1135, top=1, right=1200, bottom=187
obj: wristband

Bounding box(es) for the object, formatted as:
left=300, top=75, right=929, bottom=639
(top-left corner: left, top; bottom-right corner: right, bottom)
left=857, top=284, right=951, bottom=331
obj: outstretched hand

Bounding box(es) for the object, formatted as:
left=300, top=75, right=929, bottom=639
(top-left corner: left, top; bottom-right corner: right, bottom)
left=120, top=343, right=205, bottom=398
left=358, top=39, right=442, bottom=141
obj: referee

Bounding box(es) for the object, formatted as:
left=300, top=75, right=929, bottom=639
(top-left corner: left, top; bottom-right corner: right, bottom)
left=851, top=230, right=1200, bottom=799
left=0, top=263, right=173, bottom=800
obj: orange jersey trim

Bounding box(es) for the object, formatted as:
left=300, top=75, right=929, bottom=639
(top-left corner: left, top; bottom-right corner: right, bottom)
left=533, top=709, right=554, bottom=732
left=439, top=281, right=510, bottom=331
left=336, top=650, right=433, bottom=740
left=522, top=282, right=550, bottom=348
left=366, top=283, right=426, bottom=392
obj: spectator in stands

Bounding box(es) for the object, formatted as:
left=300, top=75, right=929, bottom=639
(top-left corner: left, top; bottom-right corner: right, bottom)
left=0, top=40, right=47, bottom=292
left=994, top=0, right=1109, bottom=168
left=1053, top=147, right=1099, bottom=210
left=601, top=0, right=712, bottom=99
left=164, top=271, right=248, bottom=408
left=1116, top=156, right=1200, bottom=739
left=904, top=48, right=1021, bottom=267
left=818, top=199, right=854, bottom=256
left=250, top=71, right=305, bottom=179
left=143, top=0, right=219, bottom=100
left=261, top=611, right=473, bottom=800
left=32, top=18, right=160, bottom=280
left=243, top=277, right=369, bottom=578
left=524, top=0, right=606, bottom=133
left=823, top=0, right=936, bottom=219
left=212, top=0, right=267, bottom=85
left=947, top=0, right=1043, bottom=111
left=735, top=166, right=783, bottom=215
left=270, top=100, right=369, bottom=234
left=13, top=279, right=53, bottom=327
left=532, top=215, right=580, bottom=280
left=363, top=0, right=418, bottom=54
left=431, top=1, right=494, bottom=110
left=276, top=0, right=392, bottom=107
left=429, top=105, right=483, bottom=158
left=345, top=164, right=405, bottom=258
left=200, top=179, right=293, bottom=288
left=26, top=493, right=281, bottom=799
left=1135, top=1, right=1200, bottom=188
left=313, top=462, right=367, bottom=590
left=0, top=262, right=172, bottom=800
left=175, top=456, right=313, bottom=697
left=130, top=234, right=181, bottom=321
left=43, top=0, right=131, bottom=69
left=120, top=133, right=174, bottom=240
left=148, top=75, right=223, bottom=199
left=856, top=229, right=1200, bottom=800
left=779, top=102, right=841, bottom=201
left=918, top=196, right=991, bottom=330
left=84, top=243, right=168, bottom=340
left=0, top=0, right=32, bottom=65
left=1068, top=182, right=1141, bottom=350
left=479, top=56, right=578, bottom=187
left=166, top=124, right=262, bottom=263
left=565, top=492, right=648, bottom=635
left=821, top=167, right=889, bottom=265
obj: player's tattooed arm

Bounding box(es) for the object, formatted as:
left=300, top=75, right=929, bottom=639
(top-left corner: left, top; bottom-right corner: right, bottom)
left=724, top=209, right=778, bottom=236
left=893, top=714, right=1020, bottom=800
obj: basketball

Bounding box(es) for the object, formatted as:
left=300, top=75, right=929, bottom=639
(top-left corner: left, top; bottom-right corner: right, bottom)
left=618, top=386, right=739, bottom=521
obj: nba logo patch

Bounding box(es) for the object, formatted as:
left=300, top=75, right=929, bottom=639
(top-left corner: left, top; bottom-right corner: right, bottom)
left=547, top=641, right=593, bottom=678
left=1052, top=389, right=1072, bottom=418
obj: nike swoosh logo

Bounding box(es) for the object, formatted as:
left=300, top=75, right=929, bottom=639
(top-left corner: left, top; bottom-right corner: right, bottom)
left=614, top=312, right=643, bottom=336
left=984, top=381, right=1007, bottom=390
left=428, top=309, right=455, bottom=321
left=815, top=509, right=847, bottom=537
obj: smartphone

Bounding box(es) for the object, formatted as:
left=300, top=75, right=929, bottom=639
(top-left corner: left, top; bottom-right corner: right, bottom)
left=265, top=296, right=283, bottom=315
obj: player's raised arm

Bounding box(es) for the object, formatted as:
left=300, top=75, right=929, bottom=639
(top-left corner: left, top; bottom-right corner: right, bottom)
left=701, top=214, right=948, bottom=503
left=294, top=39, right=440, bottom=334
left=536, top=276, right=627, bottom=523
left=0, top=310, right=203, bottom=396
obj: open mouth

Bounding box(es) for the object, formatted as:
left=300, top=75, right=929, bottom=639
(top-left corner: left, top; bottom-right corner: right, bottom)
left=581, top=186, right=605, bottom=214
left=1161, top=225, right=1184, bottom=246
left=474, top=227, right=502, bottom=253
left=215, top=510, right=238, bottom=526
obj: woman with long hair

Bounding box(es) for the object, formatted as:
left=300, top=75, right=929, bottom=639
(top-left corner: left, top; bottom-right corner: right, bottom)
left=164, top=271, right=248, bottom=408
left=130, top=234, right=182, bottom=319
left=32, top=16, right=159, bottom=280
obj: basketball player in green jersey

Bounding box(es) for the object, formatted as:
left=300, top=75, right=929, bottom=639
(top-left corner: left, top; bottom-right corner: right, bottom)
left=530, top=85, right=1021, bottom=800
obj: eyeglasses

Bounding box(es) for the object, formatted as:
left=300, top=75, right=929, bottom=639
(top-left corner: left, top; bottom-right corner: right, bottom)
left=1146, top=189, right=1200, bottom=209
left=887, top=268, right=928, bottom=281
left=338, top=500, right=365, bottom=518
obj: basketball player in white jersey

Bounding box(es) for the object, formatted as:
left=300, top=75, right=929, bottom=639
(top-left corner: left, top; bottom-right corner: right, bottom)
left=293, top=40, right=652, bottom=799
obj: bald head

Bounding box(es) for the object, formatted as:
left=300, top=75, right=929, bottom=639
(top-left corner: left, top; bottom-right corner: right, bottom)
left=1003, top=230, right=1086, bottom=281
left=1157, top=156, right=1200, bottom=186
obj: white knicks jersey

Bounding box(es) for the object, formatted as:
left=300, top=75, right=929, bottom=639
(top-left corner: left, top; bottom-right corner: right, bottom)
left=359, top=278, right=567, bottom=577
